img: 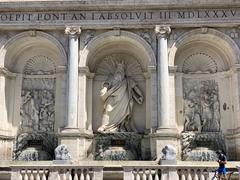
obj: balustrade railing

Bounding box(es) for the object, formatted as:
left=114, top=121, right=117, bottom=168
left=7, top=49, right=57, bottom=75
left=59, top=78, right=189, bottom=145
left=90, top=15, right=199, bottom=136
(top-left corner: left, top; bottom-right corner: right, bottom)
left=123, top=165, right=218, bottom=180
left=11, top=165, right=103, bottom=180
left=10, top=163, right=239, bottom=180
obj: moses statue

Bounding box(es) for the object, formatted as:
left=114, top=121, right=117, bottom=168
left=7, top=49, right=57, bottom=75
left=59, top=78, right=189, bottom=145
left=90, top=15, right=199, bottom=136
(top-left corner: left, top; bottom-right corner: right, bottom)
left=97, top=61, right=144, bottom=133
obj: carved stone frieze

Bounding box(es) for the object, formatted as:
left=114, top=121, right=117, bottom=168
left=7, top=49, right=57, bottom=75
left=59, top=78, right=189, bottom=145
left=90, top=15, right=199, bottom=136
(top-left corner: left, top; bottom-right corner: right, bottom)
left=183, top=79, right=220, bottom=132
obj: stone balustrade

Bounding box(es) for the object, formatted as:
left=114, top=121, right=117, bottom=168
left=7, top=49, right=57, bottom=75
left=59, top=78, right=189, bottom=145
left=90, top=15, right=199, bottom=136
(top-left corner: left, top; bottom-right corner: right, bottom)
left=123, top=165, right=219, bottom=180
left=11, top=165, right=103, bottom=180
left=8, top=163, right=239, bottom=180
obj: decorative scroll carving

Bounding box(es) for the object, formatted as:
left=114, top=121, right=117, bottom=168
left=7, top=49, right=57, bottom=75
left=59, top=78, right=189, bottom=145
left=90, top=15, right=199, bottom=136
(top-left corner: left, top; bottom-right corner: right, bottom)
left=183, top=79, right=220, bottom=132
left=65, top=26, right=81, bottom=35
left=155, top=25, right=171, bottom=38
left=182, top=53, right=217, bottom=74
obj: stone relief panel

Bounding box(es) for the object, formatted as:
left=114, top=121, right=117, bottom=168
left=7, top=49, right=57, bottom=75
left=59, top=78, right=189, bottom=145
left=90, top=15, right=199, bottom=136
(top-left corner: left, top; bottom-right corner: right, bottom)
left=181, top=78, right=225, bottom=161
left=15, top=55, right=57, bottom=160
left=183, top=79, right=220, bottom=132
left=20, top=56, right=56, bottom=132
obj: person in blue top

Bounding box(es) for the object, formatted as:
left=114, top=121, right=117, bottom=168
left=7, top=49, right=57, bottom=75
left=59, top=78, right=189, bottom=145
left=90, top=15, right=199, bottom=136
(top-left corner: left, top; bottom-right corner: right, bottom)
left=216, top=150, right=227, bottom=179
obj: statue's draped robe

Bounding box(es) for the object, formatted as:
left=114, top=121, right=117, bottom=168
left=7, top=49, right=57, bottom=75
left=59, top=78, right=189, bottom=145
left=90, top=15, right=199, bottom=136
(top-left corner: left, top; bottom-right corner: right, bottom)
left=99, top=75, right=143, bottom=132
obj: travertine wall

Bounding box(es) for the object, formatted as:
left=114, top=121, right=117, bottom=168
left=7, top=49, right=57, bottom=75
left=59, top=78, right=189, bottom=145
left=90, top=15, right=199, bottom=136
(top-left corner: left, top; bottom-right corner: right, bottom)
left=0, top=1, right=240, bottom=161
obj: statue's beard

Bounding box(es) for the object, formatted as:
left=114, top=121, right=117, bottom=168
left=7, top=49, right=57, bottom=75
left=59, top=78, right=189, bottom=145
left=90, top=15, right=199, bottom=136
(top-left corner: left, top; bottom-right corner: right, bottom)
left=112, top=73, right=124, bottom=86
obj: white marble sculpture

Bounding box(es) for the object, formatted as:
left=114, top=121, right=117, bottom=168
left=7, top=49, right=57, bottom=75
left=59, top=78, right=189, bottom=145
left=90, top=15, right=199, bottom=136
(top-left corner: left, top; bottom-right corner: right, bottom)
left=97, top=61, right=144, bottom=133
left=161, top=144, right=177, bottom=160
left=54, top=144, right=71, bottom=160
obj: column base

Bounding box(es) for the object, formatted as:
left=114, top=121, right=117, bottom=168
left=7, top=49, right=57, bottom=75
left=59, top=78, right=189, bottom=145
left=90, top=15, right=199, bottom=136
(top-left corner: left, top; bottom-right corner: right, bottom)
left=155, top=126, right=179, bottom=136
left=58, top=130, right=94, bottom=162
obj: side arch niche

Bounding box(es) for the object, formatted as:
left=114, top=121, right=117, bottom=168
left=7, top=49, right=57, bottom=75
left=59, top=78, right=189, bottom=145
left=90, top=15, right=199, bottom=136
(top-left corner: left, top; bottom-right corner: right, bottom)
left=80, top=30, right=156, bottom=160
left=0, top=31, right=67, bottom=161
left=170, top=28, right=240, bottom=161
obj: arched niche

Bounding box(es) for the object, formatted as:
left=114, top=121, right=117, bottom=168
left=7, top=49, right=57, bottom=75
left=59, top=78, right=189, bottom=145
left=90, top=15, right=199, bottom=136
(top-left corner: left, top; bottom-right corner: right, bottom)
left=169, top=28, right=240, bottom=160
left=81, top=30, right=156, bottom=133
left=0, top=31, right=67, bottom=160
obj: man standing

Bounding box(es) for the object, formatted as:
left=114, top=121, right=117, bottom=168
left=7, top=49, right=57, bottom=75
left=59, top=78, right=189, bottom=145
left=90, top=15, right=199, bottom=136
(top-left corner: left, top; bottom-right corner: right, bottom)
left=216, top=150, right=227, bottom=179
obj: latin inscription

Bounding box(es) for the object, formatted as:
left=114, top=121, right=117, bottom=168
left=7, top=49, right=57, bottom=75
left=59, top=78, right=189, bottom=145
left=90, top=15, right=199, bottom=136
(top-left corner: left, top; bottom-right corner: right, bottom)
left=0, top=9, right=238, bottom=23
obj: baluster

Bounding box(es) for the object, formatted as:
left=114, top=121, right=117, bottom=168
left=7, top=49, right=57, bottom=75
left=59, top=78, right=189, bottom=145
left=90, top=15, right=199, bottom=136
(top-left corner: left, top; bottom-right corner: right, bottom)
left=86, top=169, right=90, bottom=180
left=56, top=172, right=61, bottom=180
left=29, top=170, right=34, bottom=180
left=68, top=169, right=73, bottom=180
left=80, top=169, right=84, bottom=180
left=181, top=172, right=186, bottom=180
left=187, top=170, right=192, bottom=180
left=73, top=169, right=79, bottom=180
left=24, top=170, right=29, bottom=180
left=132, top=170, right=135, bottom=180
left=199, top=170, right=205, bottom=180
left=154, top=169, right=159, bottom=180
left=148, top=169, right=153, bottom=180
left=193, top=170, right=199, bottom=180
left=62, top=169, right=67, bottom=180
left=35, top=169, right=40, bottom=180
left=19, top=170, right=23, bottom=180
left=136, top=169, right=140, bottom=180
left=142, top=169, right=147, bottom=180
left=42, top=169, right=47, bottom=180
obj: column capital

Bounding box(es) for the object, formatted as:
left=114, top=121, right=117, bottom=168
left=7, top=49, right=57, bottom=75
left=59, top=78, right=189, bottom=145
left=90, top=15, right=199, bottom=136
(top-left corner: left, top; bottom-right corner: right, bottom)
left=155, top=25, right=171, bottom=38
left=65, top=26, right=81, bottom=35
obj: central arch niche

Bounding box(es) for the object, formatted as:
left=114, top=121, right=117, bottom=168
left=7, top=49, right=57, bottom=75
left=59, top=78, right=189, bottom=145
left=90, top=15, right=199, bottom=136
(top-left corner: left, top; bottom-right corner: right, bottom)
left=82, top=30, right=156, bottom=134
left=81, top=30, right=156, bottom=160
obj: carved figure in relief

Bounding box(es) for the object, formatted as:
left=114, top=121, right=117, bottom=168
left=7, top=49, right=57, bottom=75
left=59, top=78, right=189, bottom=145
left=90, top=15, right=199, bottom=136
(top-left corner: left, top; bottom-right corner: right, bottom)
left=20, top=91, right=39, bottom=131
left=97, top=62, right=144, bottom=133
left=183, top=79, right=220, bottom=132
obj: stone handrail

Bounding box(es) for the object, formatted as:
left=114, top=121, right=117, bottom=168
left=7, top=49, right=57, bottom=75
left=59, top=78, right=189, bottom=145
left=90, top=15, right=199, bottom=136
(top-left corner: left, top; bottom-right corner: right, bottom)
left=11, top=164, right=103, bottom=180
left=123, top=165, right=221, bottom=180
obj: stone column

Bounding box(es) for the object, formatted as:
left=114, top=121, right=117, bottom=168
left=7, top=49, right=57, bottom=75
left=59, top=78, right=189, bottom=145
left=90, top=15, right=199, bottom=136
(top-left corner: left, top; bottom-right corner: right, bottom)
left=65, top=26, right=81, bottom=130
left=155, top=25, right=172, bottom=131
left=151, top=25, right=178, bottom=160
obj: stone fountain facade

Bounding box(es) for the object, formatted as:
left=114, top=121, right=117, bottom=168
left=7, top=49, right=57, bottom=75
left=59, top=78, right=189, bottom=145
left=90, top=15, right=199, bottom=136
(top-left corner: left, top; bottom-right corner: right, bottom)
left=0, top=1, right=240, bottom=171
